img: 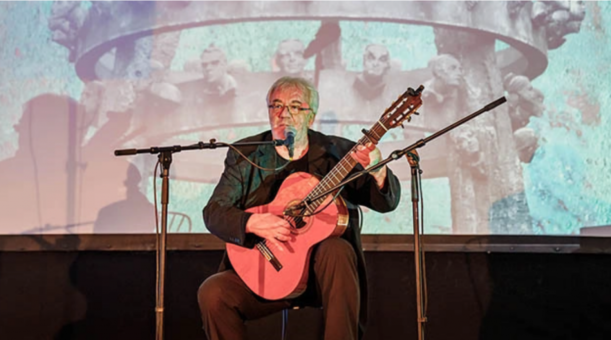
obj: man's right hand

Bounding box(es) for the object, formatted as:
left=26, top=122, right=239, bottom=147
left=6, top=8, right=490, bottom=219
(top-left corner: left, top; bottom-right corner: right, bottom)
left=245, top=213, right=295, bottom=251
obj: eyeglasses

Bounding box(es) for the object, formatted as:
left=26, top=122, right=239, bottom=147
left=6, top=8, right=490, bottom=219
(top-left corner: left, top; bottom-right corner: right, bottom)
left=268, top=103, right=312, bottom=116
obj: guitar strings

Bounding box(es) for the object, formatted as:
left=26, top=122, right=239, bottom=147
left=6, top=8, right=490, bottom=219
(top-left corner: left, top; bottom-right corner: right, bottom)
left=284, top=188, right=345, bottom=223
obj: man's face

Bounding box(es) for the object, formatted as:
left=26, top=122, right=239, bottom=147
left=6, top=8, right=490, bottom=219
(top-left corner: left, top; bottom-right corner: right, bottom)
left=276, top=40, right=306, bottom=75
left=201, top=51, right=226, bottom=83
left=363, top=45, right=390, bottom=78
left=435, top=57, right=463, bottom=87
left=267, top=86, right=314, bottom=142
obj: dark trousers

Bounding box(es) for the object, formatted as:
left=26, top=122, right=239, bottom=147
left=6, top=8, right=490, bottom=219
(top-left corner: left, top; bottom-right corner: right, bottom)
left=197, top=237, right=360, bottom=340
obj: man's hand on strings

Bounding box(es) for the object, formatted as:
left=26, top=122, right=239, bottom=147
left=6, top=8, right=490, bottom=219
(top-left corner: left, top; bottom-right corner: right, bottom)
left=245, top=213, right=296, bottom=251
left=350, top=142, right=387, bottom=189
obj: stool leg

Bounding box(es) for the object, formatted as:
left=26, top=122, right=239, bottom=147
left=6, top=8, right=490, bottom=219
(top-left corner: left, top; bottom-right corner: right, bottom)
left=281, top=309, right=289, bottom=340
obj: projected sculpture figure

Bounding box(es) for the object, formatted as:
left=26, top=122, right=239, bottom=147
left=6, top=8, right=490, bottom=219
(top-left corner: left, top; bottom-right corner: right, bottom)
left=425, top=55, right=464, bottom=102
left=513, top=127, right=539, bottom=164
left=275, top=39, right=306, bottom=75
left=503, top=73, right=546, bottom=164
left=354, top=44, right=392, bottom=102
left=532, top=0, right=587, bottom=49
left=200, top=45, right=237, bottom=100
left=421, top=54, right=468, bottom=129
left=273, top=39, right=313, bottom=84
left=48, top=1, right=86, bottom=62
left=319, top=43, right=397, bottom=122
left=504, top=73, right=546, bottom=132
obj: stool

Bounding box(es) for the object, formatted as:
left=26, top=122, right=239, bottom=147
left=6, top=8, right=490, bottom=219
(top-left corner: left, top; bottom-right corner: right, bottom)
left=281, top=306, right=324, bottom=340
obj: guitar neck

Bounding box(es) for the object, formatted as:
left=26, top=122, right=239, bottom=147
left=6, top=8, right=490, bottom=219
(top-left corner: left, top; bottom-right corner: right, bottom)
left=303, top=121, right=389, bottom=213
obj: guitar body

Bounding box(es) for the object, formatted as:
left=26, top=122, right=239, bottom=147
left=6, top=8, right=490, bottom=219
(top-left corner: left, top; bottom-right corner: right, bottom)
left=226, top=172, right=349, bottom=300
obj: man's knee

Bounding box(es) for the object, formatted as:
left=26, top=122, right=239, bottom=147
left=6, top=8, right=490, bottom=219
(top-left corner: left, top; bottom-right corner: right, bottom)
left=197, top=273, right=229, bottom=314
left=315, top=237, right=357, bottom=265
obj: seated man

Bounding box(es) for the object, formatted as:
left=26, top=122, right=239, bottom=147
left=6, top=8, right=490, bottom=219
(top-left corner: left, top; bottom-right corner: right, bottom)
left=198, top=76, right=401, bottom=339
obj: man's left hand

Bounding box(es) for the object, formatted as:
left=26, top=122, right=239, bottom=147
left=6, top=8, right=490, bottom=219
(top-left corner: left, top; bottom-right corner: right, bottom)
left=350, top=142, right=387, bottom=189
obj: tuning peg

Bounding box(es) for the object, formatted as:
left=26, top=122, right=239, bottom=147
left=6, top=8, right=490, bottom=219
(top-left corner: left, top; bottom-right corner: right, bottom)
left=414, top=112, right=420, bottom=115
left=400, top=123, right=405, bottom=129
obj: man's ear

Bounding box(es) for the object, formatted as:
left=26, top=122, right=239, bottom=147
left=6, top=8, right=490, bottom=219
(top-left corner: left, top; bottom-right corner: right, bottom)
left=308, top=113, right=315, bottom=128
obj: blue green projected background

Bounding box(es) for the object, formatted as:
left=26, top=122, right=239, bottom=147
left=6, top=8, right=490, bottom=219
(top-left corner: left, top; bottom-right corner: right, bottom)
left=0, top=1, right=610, bottom=236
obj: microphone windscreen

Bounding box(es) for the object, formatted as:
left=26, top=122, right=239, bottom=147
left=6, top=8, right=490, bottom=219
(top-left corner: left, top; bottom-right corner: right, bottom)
left=286, top=127, right=296, bottom=159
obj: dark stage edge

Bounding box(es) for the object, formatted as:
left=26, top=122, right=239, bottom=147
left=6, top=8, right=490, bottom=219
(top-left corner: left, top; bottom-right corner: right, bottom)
left=1, top=234, right=611, bottom=254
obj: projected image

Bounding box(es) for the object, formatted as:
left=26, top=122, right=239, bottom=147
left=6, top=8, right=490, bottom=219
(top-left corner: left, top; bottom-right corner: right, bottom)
left=1, top=1, right=610, bottom=236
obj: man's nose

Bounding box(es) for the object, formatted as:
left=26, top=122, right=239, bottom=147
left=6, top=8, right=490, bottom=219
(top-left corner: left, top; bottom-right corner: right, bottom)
left=278, top=105, right=292, bottom=117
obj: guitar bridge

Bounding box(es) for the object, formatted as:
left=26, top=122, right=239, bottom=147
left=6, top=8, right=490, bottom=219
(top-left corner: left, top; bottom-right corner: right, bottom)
left=256, top=241, right=283, bottom=271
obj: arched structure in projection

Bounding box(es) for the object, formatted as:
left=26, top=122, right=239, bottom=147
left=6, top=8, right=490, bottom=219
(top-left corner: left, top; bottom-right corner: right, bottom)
left=71, top=1, right=553, bottom=81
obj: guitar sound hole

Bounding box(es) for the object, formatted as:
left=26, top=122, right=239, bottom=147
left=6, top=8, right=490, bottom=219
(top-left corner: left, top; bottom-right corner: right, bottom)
left=293, top=216, right=307, bottom=229
left=285, top=214, right=308, bottom=230
left=284, top=201, right=310, bottom=230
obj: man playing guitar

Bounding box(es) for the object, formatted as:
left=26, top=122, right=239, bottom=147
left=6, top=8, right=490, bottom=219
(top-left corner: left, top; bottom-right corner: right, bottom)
left=198, top=76, right=402, bottom=340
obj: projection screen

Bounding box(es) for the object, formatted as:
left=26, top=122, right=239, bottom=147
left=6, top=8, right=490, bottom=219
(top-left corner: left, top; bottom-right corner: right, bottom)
left=0, top=1, right=610, bottom=236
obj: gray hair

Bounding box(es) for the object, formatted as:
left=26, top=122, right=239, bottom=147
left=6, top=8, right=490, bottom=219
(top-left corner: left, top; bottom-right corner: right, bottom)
left=266, top=76, right=319, bottom=115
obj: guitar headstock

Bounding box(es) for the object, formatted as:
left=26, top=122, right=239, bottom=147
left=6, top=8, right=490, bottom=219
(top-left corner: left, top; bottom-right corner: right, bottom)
left=379, top=85, right=424, bottom=130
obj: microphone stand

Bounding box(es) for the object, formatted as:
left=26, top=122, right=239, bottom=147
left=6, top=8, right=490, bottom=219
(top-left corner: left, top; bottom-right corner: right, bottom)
left=114, top=138, right=285, bottom=340
left=286, top=97, right=507, bottom=340
left=407, top=150, right=427, bottom=340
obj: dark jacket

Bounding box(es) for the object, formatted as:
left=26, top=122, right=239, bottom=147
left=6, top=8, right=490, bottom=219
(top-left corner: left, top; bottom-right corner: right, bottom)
left=203, top=129, right=401, bottom=335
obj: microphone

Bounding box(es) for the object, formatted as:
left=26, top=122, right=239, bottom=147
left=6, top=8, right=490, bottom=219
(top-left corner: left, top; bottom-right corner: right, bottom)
left=285, top=127, right=296, bottom=160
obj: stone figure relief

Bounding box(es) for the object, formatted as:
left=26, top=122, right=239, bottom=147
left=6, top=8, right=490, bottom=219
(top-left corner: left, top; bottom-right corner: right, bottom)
left=272, top=39, right=314, bottom=84
left=353, top=44, right=392, bottom=102
left=48, top=1, right=87, bottom=62
left=503, top=73, right=546, bottom=164
left=532, top=0, right=587, bottom=49
left=200, top=45, right=237, bottom=99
